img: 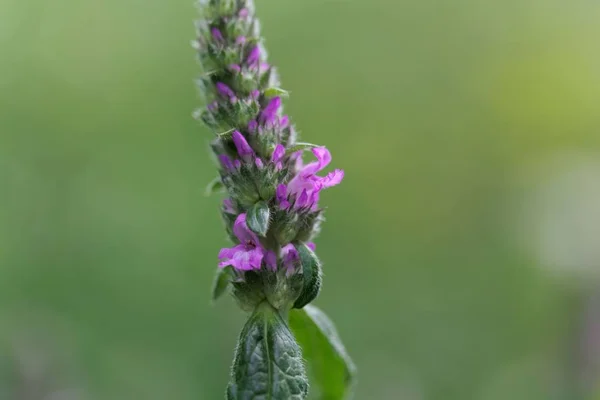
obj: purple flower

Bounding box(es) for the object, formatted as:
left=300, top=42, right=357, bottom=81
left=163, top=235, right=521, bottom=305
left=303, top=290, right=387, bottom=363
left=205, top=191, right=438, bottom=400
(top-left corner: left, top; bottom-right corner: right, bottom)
left=271, top=144, right=285, bottom=169
left=279, top=115, right=289, bottom=129
left=218, top=213, right=265, bottom=271
left=207, top=101, right=218, bottom=113
left=321, top=169, right=344, bottom=187
left=287, top=147, right=344, bottom=210
left=248, top=120, right=258, bottom=133
left=265, top=250, right=277, bottom=271
left=255, top=158, right=264, bottom=169
left=295, top=189, right=309, bottom=208
left=219, top=154, right=234, bottom=170
left=299, top=147, right=331, bottom=176
left=216, top=82, right=235, bottom=99
left=281, top=244, right=299, bottom=274
left=235, top=36, right=246, bottom=45
left=281, top=243, right=316, bottom=275
left=290, top=150, right=303, bottom=171
left=228, top=64, right=241, bottom=73
left=276, top=184, right=290, bottom=209
left=238, top=8, right=249, bottom=19
left=247, top=46, right=260, bottom=67
left=211, top=27, right=224, bottom=42
left=260, top=97, right=281, bottom=124
left=232, top=131, right=254, bottom=160
left=259, top=62, right=270, bottom=73
left=223, top=198, right=236, bottom=214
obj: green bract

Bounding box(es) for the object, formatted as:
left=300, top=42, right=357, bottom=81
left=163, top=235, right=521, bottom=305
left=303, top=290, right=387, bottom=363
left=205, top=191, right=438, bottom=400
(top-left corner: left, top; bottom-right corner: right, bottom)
left=293, top=243, right=322, bottom=310
left=247, top=200, right=271, bottom=237
left=212, top=265, right=234, bottom=302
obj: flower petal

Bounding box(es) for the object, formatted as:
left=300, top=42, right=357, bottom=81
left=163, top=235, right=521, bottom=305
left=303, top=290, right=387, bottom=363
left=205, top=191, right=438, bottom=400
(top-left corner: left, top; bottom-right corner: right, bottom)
left=260, top=97, right=281, bottom=124
left=276, top=184, right=287, bottom=203
left=248, top=120, right=258, bottom=133
left=216, top=82, right=235, bottom=98
left=295, top=189, right=309, bottom=209
left=218, top=246, right=238, bottom=261
left=265, top=250, right=277, bottom=271
left=309, top=191, right=320, bottom=210
left=232, top=213, right=261, bottom=245
left=207, top=101, right=218, bottom=112
left=279, top=115, right=289, bottom=129
left=246, top=46, right=260, bottom=66
left=228, top=64, right=241, bottom=73
left=271, top=144, right=285, bottom=164
left=321, top=169, right=344, bottom=188
left=218, top=154, right=234, bottom=170
left=232, top=131, right=254, bottom=158
left=301, top=147, right=331, bottom=176
left=259, top=62, right=270, bottom=73
left=223, top=198, right=236, bottom=214
left=287, top=173, right=318, bottom=196
left=282, top=244, right=299, bottom=273
left=218, top=244, right=264, bottom=271
left=211, top=28, right=224, bottom=42
left=218, top=244, right=246, bottom=268
left=232, top=247, right=264, bottom=270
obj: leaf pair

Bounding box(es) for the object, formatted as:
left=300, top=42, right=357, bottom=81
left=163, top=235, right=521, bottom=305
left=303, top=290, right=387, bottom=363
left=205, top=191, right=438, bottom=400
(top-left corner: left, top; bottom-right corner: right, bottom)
left=226, top=302, right=355, bottom=400
left=227, top=302, right=309, bottom=400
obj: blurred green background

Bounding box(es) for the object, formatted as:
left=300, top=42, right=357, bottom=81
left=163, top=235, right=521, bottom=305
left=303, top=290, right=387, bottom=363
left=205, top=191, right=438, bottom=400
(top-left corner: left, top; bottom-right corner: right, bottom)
left=2, top=0, right=600, bottom=399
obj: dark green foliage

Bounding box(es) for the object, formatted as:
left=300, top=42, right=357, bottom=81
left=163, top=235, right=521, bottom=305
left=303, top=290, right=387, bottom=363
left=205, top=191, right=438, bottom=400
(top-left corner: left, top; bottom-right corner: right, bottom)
left=290, top=305, right=356, bottom=400
left=227, top=302, right=309, bottom=400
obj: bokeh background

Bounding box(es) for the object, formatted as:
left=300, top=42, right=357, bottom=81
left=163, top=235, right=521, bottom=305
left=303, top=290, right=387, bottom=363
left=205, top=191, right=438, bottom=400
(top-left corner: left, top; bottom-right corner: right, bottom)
left=2, top=0, right=600, bottom=399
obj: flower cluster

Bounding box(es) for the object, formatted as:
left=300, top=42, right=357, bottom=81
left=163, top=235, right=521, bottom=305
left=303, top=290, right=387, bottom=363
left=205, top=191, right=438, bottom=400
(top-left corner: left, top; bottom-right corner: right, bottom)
left=195, top=0, right=343, bottom=310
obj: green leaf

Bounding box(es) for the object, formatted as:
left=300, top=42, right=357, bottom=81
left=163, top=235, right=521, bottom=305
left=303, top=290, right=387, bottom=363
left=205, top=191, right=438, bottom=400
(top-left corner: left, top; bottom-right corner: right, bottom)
left=211, top=266, right=234, bottom=302
left=247, top=201, right=271, bottom=237
left=285, top=142, right=319, bottom=155
left=227, top=302, right=309, bottom=400
left=217, top=128, right=235, bottom=138
left=289, top=305, right=356, bottom=400
left=205, top=176, right=225, bottom=196
left=292, top=243, right=322, bottom=309
left=264, top=87, right=290, bottom=98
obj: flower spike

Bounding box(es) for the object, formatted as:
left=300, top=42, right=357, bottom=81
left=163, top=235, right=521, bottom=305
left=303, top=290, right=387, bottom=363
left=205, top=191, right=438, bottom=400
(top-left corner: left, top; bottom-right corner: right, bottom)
left=194, top=1, right=354, bottom=398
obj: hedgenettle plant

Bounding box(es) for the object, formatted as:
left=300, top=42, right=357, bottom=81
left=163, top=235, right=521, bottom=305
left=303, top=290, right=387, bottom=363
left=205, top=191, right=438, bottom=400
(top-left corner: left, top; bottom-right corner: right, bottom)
left=193, top=1, right=356, bottom=398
